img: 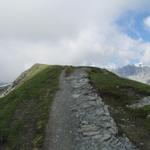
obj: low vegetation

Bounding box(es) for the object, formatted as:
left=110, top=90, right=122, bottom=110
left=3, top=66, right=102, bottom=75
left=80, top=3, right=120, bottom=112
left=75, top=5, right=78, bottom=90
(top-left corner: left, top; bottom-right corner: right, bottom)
left=88, top=67, right=150, bottom=150
left=0, top=64, right=63, bottom=149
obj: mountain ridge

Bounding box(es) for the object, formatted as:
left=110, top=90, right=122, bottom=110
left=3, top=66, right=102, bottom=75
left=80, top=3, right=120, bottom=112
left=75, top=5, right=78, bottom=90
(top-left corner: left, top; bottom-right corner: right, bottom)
left=0, top=64, right=150, bottom=150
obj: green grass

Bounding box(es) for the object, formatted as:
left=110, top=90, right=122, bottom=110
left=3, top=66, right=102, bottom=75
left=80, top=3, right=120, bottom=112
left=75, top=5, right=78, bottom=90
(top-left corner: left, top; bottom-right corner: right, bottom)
left=88, top=67, right=150, bottom=150
left=0, top=65, right=63, bottom=150
left=12, top=64, right=49, bottom=89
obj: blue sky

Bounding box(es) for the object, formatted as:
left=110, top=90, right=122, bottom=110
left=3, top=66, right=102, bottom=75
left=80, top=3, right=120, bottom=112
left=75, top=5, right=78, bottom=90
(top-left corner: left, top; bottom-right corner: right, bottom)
left=117, top=10, right=150, bottom=42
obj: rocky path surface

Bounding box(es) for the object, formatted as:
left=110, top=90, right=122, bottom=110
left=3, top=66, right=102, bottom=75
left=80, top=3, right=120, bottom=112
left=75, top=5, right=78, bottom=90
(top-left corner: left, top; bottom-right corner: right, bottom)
left=44, top=68, right=137, bottom=150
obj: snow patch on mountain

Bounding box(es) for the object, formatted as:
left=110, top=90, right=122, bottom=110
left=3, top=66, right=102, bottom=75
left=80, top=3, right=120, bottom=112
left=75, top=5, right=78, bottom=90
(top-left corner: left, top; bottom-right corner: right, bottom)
left=114, top=65, right=150, bottom=85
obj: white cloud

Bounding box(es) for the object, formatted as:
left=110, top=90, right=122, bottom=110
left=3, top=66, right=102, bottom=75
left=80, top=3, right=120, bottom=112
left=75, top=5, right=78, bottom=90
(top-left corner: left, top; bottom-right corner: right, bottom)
left=0, top=0, right=150, bottom=82
left=140, top=43, right=150, bottom=65
left=144, top=16, right=150, bottom=30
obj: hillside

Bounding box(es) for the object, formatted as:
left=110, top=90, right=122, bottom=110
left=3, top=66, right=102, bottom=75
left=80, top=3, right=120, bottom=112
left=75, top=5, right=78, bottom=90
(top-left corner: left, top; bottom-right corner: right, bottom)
left=88, top=68, right=150, bottom=150
left=0, top=64, right=150, bottom=150
left=0, top=64, right=63, bottom=149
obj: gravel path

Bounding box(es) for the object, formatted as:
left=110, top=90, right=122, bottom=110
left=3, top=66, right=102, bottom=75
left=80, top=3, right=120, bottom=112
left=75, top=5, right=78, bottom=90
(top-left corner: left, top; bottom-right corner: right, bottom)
left=44, top=68, right=137, bottom=150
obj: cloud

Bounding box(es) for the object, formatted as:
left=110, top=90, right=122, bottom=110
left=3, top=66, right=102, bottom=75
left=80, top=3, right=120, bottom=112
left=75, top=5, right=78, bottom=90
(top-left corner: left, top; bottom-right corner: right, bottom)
left=140, top=43, right=150, bottom=65
left=144, top=16, right=150, bottom=30
left=0, top=0, right=147, bottom=40
left=0, top=0, right=150, bottom=82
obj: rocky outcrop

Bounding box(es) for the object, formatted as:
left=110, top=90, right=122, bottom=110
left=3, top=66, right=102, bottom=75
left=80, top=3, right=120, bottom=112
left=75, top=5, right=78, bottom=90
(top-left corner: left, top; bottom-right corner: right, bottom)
left=0, top=70, right=30, bottom=97
left=0, top=84, right=11, bottom=97
left=129, top=97, right=150, bottom=109
left=44, top=68, right=137, bottom=150
left=0, top=64, right=47, bottom=98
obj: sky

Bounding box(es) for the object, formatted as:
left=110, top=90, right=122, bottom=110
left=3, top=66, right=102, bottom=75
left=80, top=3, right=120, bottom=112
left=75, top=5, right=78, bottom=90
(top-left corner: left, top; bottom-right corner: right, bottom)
left=1, top=0, right=150, bottom=82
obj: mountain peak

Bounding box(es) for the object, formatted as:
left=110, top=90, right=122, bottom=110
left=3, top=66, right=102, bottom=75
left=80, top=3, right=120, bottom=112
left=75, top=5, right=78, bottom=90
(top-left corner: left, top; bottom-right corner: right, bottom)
left=115, top=64, right=150, bottom=84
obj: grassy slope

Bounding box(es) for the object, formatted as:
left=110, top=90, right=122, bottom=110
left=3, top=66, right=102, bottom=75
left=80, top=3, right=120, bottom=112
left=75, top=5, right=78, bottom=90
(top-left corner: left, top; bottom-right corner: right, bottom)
left=0, top=65, right=63, bottom=150
left=12, top=64, right=49, bottom=88
left=88, top=67, right=150, bottom=150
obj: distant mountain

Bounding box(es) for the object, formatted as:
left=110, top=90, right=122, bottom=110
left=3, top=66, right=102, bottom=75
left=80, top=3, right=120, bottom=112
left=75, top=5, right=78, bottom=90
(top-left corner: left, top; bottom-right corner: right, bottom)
left=114, top=64, right=150, bottom=84
left=0, top=82, right=5, bottom=86
left=0, top=83, right=11, bottom=96
left=0, top=83, right=11, bottom=87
